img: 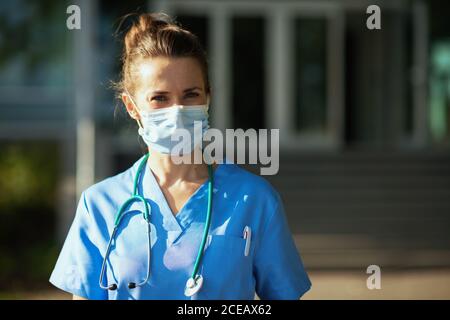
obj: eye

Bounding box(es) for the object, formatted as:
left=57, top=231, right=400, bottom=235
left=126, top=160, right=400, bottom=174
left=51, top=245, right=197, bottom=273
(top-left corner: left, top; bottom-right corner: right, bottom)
left=151, top=95, right=167, bottom=102
left=184, top=92, right=200, bottom=99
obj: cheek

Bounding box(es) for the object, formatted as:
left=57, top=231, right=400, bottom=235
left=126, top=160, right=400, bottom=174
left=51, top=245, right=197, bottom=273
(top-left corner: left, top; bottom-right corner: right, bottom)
left=131, top=94, right=153, bottom=112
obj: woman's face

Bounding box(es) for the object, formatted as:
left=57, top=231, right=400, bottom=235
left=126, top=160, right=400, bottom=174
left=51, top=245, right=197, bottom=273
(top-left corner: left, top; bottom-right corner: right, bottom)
left=122, top=56, right=209, bottom=119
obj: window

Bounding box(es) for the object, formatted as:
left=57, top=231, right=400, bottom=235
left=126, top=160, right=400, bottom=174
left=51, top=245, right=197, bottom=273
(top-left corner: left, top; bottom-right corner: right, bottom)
left=293, top=18, right=328, bottom=136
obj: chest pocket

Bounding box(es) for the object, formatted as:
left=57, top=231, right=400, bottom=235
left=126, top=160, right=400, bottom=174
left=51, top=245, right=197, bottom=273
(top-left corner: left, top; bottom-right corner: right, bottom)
left=199, top=234, right=254, bottom=299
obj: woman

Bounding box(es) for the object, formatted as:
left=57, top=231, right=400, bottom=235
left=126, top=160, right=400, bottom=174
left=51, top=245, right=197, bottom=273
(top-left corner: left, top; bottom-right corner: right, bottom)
left=49, top=12, right=311, bottom=300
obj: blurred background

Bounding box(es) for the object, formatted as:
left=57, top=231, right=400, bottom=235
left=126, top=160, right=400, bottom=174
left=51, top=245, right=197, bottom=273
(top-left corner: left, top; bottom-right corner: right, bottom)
left=1, top=0, right=449, bottom=299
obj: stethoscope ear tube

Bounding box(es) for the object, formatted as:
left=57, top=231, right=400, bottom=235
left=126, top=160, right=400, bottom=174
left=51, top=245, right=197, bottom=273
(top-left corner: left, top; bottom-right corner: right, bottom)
left=99, top=227, right=118, bottom=290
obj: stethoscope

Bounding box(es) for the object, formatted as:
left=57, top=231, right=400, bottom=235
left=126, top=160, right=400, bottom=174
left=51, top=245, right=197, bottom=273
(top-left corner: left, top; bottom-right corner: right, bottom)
left=98, top=152, right=214, bottom=297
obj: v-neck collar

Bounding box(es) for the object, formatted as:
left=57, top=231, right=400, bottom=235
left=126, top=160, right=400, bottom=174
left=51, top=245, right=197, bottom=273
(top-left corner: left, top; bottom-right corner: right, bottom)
left=135, top=155, right=221, bottom=245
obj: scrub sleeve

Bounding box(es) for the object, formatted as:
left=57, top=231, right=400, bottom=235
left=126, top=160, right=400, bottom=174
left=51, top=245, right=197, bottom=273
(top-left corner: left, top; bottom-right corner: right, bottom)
left=49, top=191, right=107, bottom=300
left=253, top=195, right=312, bottom=299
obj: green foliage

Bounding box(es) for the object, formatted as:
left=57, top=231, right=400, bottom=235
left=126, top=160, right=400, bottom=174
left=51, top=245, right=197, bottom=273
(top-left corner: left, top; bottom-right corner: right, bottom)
left=0, top=142, right=59, bottom=290
left=0, top=142, right=59, bottom=210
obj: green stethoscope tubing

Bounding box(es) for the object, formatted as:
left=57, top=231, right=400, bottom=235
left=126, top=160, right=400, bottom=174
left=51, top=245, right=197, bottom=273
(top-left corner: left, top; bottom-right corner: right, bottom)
left=191, top=162, right=213, bottom=280
left=114, top=152, right=151, bottom=226
left=99, top=152, right=214, bottom=292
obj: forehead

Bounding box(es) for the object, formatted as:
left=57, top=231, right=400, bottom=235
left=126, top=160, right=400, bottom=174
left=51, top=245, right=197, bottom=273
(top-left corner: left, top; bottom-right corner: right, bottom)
left=135, top=56, right=204, bottom=91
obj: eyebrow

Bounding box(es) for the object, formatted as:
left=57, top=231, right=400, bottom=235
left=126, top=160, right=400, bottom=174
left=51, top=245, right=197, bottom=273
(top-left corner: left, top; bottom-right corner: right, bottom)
left=183, top=86, right=202, bottom=92
left=150, top=87, right=202, bottom=95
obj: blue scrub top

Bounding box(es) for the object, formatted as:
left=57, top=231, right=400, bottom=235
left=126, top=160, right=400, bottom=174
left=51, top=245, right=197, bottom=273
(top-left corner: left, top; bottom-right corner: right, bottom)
left=49, top=155, right=311, bottom=300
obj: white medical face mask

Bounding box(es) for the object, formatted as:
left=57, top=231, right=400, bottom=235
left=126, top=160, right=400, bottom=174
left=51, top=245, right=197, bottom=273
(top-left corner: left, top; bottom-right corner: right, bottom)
left=127, top=92, right=210, bottom=155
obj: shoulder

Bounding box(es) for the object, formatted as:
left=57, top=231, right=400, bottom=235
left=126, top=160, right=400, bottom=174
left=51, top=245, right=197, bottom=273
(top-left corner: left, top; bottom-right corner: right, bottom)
left=218, top=162, right=282, bottom=211
left=83, top=169, right=132, bottom=202
left=81, top=156, right=144, bottom=211
left=217, top=163, right=287, bottom=242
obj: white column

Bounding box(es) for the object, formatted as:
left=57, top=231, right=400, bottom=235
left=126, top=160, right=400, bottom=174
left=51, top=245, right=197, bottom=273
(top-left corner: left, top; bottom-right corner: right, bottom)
left=266, top=8, right=291, bottom=147
left=74, top=0, right=96, bottom=198
left=210, top=6, right=231, bottom=132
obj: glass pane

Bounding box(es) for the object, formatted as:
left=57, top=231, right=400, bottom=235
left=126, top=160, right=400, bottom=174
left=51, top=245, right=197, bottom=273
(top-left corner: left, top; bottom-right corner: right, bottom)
left=174, top=15, right=209, bottom=52
left=404, top=12, right=414, bottom=137
left=430, top=41, right=450, bottom=145
left=232, top=16, right=266, bottom=130
left=344, top=10, right=414, bottom=146
left=293, top=18, right=327, bottom=135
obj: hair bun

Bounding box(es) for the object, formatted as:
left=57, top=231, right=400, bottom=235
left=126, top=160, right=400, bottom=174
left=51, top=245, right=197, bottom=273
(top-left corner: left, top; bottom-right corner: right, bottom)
left=115, top=12, right=210, bottom=99
left=124, top=12, right=174, bottom=56
left=136, top=12, right=173, bottom=34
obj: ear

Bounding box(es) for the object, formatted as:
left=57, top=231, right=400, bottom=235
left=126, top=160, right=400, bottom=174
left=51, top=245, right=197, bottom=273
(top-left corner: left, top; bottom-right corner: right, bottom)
left=121, top=92, right=139, bottom=120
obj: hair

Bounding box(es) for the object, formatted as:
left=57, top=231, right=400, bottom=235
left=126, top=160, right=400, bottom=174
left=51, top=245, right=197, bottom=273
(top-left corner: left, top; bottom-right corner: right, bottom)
left=114, top=12, right=211, bottom=100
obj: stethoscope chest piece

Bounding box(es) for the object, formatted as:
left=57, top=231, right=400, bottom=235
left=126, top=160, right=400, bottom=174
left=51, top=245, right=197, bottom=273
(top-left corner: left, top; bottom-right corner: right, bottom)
left=184, top=274, right=203, bottom=297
